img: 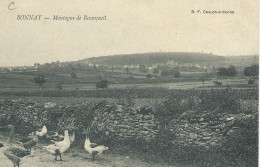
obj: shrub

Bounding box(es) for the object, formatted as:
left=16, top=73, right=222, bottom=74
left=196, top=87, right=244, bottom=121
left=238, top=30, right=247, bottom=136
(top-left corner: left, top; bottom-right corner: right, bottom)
left=160, top=69, right=180, bottom=77
left=244, top=64, right=259, bottom=77
left=154, top=87, right=241, bottom=127
left=153, top=68, right=159, bottom=74
left=139, top=65, right=148, bottom=73
left=146, top=74, right=152, bottom=79
left=217, top=66, right=237, bottom=77
left=124, top=67, right=130, bottom=74
left=248, top=79, right=255, bottom=84
left=173, top=70, right=180, bottom=78
left=200, top=87, right=240, bottom=113
left=161, top=70, right=168, bottom=76
left=200, top=77, right=206, bottom=86
left=71, top=72, right=77, bottom=78
left=96, top=79, right=108, bottom=88
left=221, top=114, right=258, bottom=166
left=34, top=74, right=46, bottom=88
left=213, top=81, right=222, bottom=86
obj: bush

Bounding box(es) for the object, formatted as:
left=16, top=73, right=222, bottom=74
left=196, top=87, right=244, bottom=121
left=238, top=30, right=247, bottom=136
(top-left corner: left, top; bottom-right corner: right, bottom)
left=139, top=65, right=148, bottom=73
left=244, top=65, right=259, bottom=77
left=220, top=114, right=258, bottom=166
left=146, top=74, right=152, bottom=79
left=173, top=70, right=180, bottom=78
left=124, top=67, right=130, bottom=74
left=153, top=68, right=159, bottom=74
left=200, top=87, right=240, bottom=113
left=161, top=70, right=168, bottom=76
left=154, top=87, right=241, bottom=127
left=217, top=66, right=237, bottom=77
left=248, top=79, right=255, bottom=84
left=71, top=72, right=77, bottom=78
left=96, top=79, right=108, bottom=88
left=34, top=74, right=46, bottom=88
left=213, top=81, right=222, bottom=86
left=160, top=69, right=180, bottom=77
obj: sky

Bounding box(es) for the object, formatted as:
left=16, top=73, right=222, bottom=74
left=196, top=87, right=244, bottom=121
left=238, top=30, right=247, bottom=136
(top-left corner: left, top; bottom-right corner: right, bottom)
left=0, top=0, right=258, bottom=66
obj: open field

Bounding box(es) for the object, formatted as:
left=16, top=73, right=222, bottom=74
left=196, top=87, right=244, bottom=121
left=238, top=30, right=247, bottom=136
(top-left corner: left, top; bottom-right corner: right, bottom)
left=1, top=67, right=257, bottom=91
left=1, top=68, right=255, bottom=96
left=0, top=86, right=257, bottom=100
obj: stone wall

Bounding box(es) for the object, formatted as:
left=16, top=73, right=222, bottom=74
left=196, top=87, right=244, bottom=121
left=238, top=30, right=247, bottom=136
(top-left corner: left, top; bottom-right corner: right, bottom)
left=90, top=104, right=159, bottom=142
left=168, top=108, right=257, bottom=148
left=91, top=101, right=257, bottom=149
left=0, top=99, right=91, bottom=134
left=0, top=99, right=257, bottom=150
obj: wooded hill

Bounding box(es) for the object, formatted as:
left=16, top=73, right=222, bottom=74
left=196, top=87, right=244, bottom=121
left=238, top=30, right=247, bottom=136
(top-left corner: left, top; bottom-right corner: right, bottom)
left=79, top=52, right=225, bottom=66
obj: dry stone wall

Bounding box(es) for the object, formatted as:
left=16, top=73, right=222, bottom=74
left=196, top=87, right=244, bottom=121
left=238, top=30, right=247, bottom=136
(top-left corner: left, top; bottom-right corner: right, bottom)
left=0, top=99, right=257, bottom=150
left=168, top=109, right=257, bottom=149
left=91, top=104, right=159, bottom=142
left=91, top=101, right=257, bottom=150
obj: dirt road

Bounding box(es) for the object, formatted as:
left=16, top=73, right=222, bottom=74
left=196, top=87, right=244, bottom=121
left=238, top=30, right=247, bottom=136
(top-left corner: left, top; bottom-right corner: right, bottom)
left=0, top=143, right=173, bottom=167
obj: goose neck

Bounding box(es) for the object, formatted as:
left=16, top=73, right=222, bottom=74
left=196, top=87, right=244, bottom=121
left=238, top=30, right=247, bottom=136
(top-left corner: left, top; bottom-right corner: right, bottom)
left=64, top=130, right=69, bottom=141
left=6, top=126, right=14, bottom=145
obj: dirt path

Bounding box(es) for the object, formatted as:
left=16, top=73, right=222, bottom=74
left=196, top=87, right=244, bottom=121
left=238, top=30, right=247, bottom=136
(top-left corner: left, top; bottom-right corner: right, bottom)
left=0, top=143, right=174, bottom=167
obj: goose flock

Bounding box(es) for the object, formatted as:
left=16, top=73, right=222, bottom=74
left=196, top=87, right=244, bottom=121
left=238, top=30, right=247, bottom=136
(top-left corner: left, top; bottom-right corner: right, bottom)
left=0, top=125, right=109, bottom=167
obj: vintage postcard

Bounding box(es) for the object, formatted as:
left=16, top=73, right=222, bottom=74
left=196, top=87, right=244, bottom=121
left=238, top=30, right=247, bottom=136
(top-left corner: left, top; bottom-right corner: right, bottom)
left=0, top=0, right=258, bottom=167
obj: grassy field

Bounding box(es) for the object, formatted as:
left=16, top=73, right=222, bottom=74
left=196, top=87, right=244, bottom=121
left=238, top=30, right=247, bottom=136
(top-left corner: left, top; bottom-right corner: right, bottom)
left=0, top=68, right=257, bottom=91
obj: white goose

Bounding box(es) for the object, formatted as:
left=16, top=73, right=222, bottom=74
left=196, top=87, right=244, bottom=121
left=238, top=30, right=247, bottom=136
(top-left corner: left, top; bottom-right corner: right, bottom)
left=43, top=129, right=70, bottom=161
left=84, top=135, right=109, bottom=161
left=50, top=131, right=75, bottom=145
left=36, top=125, right=47, bottom=137
left=1, top=125, right=31, bottom=167
left=69, top=131, right=75, bottom=145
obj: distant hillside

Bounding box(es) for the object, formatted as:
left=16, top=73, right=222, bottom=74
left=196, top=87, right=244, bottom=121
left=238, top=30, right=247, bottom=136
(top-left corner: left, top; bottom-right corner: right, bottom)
left=79, top=52, right=225, bottom=66
left=223, top=55, right=259, bottom=67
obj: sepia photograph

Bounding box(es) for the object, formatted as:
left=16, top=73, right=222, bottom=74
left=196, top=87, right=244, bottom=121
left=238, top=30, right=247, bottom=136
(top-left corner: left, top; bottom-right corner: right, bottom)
left=0, top=0, right=258, bottom=166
